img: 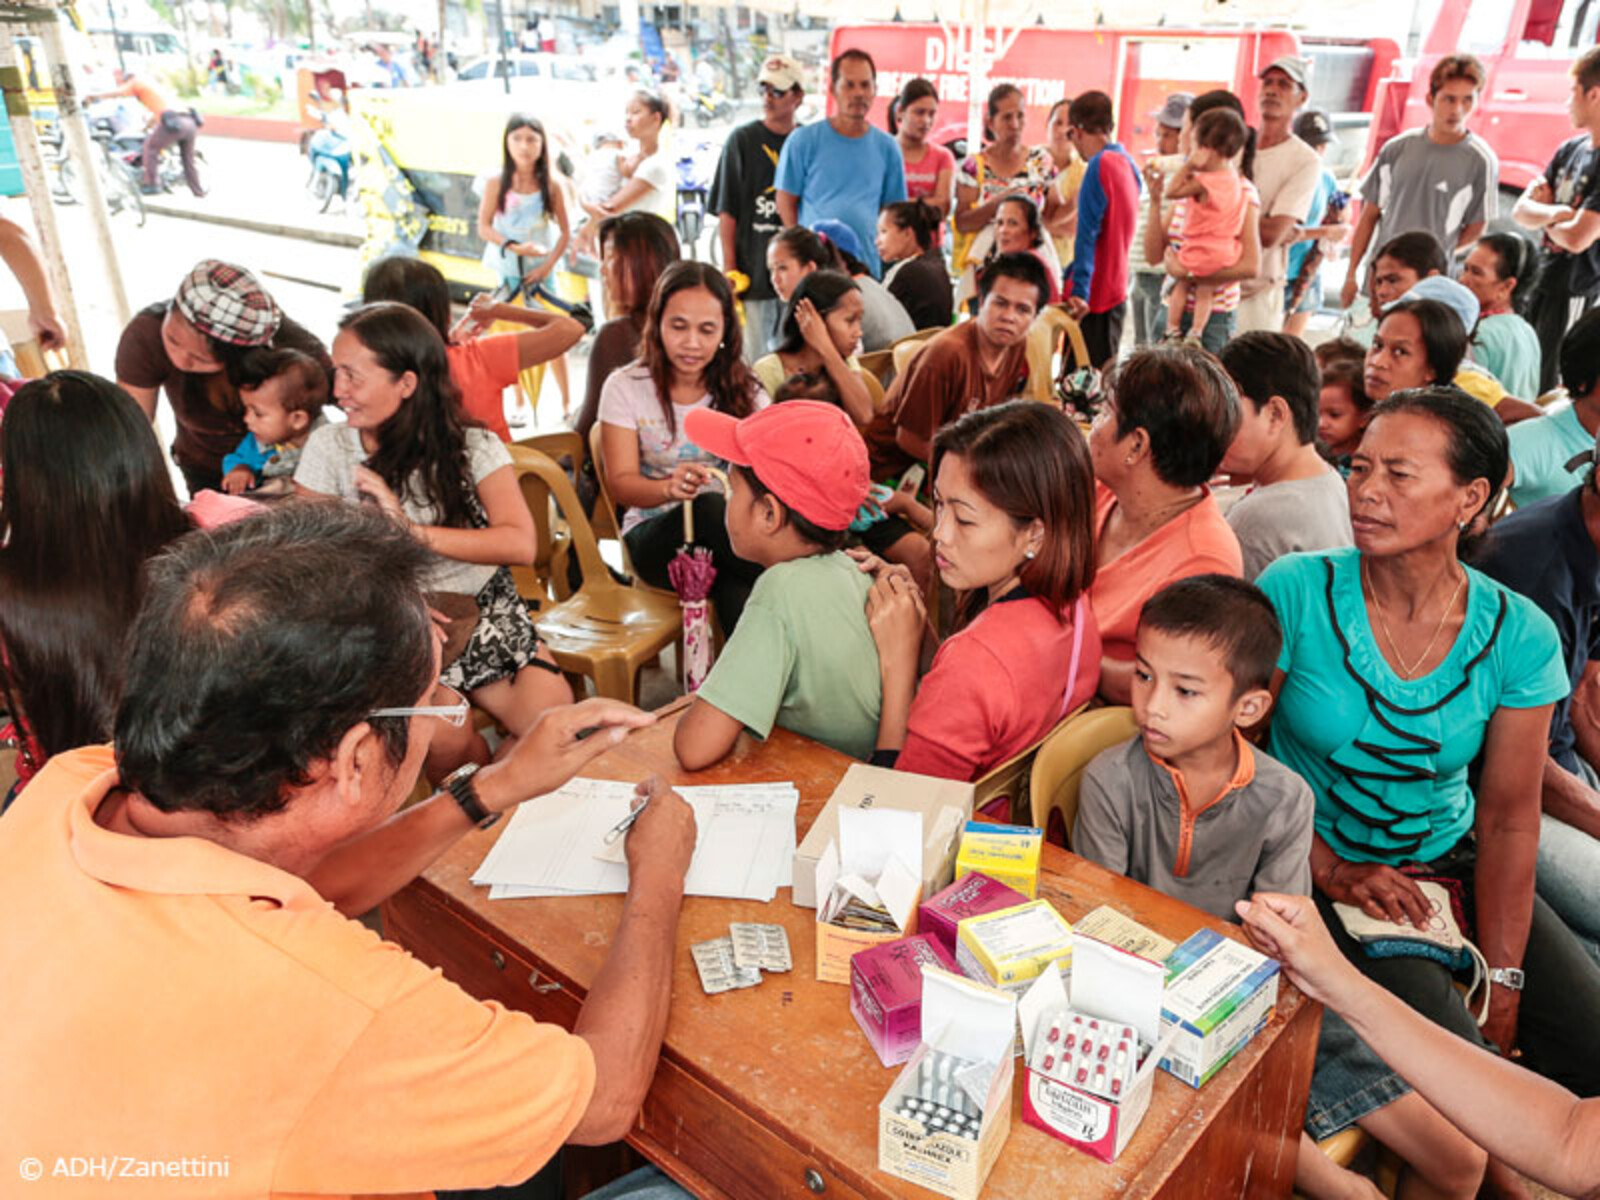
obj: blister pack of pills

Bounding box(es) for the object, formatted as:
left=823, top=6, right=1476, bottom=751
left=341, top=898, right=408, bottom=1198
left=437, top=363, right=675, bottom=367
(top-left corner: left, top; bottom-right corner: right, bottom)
left=729, top=922, right=793, bottom=973
left=890, top=1049, right=986, bottom=1140
left=1030, top=1011, right=1141, bottom=1101
left=690, top=937, right=763, bottom=995
left=691, top=924, right=794, bottom=994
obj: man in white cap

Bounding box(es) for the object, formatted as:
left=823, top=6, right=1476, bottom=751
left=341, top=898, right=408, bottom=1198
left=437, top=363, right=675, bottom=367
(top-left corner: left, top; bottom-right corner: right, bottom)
left=711, top=54, right=807, bottom=361
left=1236, top=56, right=1321, bottom=334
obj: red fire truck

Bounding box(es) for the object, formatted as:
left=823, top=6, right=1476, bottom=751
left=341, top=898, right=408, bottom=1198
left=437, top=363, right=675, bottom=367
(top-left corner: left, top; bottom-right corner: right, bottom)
left=831, top=0, right=1590, bottom=199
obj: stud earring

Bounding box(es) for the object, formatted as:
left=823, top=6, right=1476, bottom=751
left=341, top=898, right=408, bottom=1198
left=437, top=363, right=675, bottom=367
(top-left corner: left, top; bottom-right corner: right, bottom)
left=1025, top=549, right=1036, bottom=559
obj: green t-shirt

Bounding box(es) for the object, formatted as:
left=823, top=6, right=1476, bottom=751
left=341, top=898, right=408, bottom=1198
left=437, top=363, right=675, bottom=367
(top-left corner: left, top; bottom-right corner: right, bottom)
left=695, top=551, right=882, bottom=760
left=1508, top=400, right=1593, bottom=509
left=1258, top=547, right=1567, bottom=864
left=1472, top=312, right=1543, bottom=402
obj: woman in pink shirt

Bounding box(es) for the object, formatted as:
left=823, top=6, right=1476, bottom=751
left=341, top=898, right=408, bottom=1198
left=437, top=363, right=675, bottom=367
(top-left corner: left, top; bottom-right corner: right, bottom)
left=1087, top=345, right=1244, bottom=704
left=889, top=78, right=954, bottom=217
left=860, top=401, right=1101, bottom=782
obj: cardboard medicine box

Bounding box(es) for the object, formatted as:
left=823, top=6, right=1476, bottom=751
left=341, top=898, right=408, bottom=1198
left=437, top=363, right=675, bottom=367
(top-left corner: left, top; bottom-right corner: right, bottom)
left=1018, top=937, right=1177, bottom=1163
left=955, top=898, right=1074, bottom=995
left=850, top=934, right=959, bottom=1067
left=878, top=967, right=1015, bottom=1200
left=954, top=821, right=1043, bottom=897
left=794, top=764, right=972, bottom=909
left=816, top=806, right=923, bottom=984
left=919, top=872, right=1031, bottom=959
left=1159, top=927, right=1280, bottom=1087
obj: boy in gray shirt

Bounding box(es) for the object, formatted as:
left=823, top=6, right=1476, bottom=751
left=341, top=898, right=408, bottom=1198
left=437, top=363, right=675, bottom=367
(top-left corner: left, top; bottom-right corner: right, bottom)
left=1341, top=55, right=1498, bottom=309
left=1217, top=332, right=1352, bottom=580
left=1074, top=575, right=1313, bottom=922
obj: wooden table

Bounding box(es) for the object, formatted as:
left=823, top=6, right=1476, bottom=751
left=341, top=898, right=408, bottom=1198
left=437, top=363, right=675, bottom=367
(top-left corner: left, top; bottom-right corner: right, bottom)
left=381, top=715, right=1319, bottom=1200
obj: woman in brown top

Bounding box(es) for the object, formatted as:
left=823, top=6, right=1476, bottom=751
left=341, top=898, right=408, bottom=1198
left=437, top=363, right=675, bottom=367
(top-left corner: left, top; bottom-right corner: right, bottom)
left=114, top=259, right=330, bottom=496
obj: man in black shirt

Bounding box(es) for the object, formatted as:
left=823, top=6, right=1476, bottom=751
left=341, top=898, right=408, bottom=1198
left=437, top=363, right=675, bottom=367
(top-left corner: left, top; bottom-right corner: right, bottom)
left=1515, top=47, right=1600, bottom=394
left=710, top=54, right=806, bottom=362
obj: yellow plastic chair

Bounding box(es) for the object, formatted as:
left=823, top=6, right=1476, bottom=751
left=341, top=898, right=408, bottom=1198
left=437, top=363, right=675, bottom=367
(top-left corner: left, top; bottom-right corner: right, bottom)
left=510, top=429, right=583, bottom=603
left=1023, top=305, right=1093, bottom=405
left=972, top=704, right=1088, bottom=824
left=1028, top=706, right=1139, bottom=848
left=860, top=367, right=887, bottom=415
left=857, top=348, right=894, bottom=387
left=588, top=421, right=647, bottom=581
left=0, top=310, right=67, bottom=378
left=890, top=327, right=941, bottom=378
left=507, top=445, right=681, bottom=703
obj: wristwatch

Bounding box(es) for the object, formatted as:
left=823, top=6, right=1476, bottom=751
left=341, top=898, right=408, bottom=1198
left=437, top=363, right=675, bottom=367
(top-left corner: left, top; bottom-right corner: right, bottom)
left=1488, top=966, right=1525, bottom=992
left=443, top=763, right=500, bottom=830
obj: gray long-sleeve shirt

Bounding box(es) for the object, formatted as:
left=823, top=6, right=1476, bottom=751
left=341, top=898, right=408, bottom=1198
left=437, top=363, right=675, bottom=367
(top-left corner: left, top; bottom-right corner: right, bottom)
left=1074, top=734, right=1314, bottom=922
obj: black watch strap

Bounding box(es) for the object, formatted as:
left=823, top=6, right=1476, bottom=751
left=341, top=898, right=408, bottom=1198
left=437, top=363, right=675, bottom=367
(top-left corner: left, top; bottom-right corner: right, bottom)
left=444, top=764, right=500, bottom=830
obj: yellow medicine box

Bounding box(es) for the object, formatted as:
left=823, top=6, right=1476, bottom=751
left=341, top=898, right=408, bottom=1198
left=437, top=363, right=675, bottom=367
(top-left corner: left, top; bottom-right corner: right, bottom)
left=954, top=899, right=1074, bottom=993
left=954, top=821, right=1042, bottom=898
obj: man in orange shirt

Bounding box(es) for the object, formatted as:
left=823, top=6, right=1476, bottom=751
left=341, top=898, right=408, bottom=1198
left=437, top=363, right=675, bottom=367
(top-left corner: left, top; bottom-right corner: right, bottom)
left=0, top=503, right=698, bottom=1199
left=86, top=69, right=205, bottom=195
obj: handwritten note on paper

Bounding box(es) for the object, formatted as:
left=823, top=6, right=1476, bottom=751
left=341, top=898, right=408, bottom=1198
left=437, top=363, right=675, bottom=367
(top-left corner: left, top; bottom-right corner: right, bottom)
left=472, top=778, right=799, bottom=902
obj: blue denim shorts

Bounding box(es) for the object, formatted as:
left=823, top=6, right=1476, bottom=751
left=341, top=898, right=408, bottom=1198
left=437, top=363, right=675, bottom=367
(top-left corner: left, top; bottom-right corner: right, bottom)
left=1304, top=1010, right=1411, bottom=1140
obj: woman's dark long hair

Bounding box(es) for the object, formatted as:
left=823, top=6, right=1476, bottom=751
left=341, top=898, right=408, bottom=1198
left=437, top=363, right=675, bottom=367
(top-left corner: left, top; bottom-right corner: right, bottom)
left=639, top=262, right=757, bottom=436
left=887, top=77, right=938, bottom=136
left=774, top=270, right=860, bottom=356
left=995, top=195, right=1044, bottom=251
left=496, top=112, right=551, bottom=214
left=1380, top=298, right=1468, bottom=388
left=1473, top=232, right=1541, bottom=316
left=1188, top=89, right=1256, bottom=182
left=983, top=82, right=1023, bottom=143
left=881, top=199, right=942, bottom=255
left=1370, top=385, right=1507, bottom=558
left=771, top=225, right=838, bottom=273
left=933, top=400, right=1097, bottom=630
left=360, top=255, right=453, bottom=340
left=0, top=372, right=192, bottom=759
left=599, top=211, right=681, bottom=325
left=340, top=302, right=480, bottom=530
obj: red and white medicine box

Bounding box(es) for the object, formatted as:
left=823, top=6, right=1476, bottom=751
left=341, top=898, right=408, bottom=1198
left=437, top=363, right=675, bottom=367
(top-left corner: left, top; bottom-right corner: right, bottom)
left=1018, top=936, right=1176, bottom=1163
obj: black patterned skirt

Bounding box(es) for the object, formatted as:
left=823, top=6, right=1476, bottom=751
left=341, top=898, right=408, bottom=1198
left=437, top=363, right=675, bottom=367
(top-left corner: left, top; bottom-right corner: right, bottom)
left=441, top=566, right=547, bottom=693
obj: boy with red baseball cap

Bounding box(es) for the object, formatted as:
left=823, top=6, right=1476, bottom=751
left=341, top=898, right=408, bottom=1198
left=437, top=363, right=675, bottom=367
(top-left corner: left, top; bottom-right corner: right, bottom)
left=674, top=401, right=884, bottom=769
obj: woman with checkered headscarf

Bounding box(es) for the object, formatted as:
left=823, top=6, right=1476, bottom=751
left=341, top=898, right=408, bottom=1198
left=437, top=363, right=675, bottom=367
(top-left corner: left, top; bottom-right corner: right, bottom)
left=114, top=259, right=331, bottom=496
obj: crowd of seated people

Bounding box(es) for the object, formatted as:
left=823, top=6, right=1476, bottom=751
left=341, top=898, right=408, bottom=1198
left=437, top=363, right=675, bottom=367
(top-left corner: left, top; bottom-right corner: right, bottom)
left=6, top=41, right=1600, bottom=1200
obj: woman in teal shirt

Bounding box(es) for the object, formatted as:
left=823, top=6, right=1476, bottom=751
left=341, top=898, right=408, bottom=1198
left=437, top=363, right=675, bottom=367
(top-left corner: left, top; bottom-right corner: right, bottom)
left=1459, top=233, right=1543, bottom=402
left=1259, top=387, right=1600, bottom=1109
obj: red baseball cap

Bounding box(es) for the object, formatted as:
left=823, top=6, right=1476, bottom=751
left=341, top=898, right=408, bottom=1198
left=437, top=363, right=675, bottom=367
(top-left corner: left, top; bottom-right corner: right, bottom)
left=685, top=402, right=869, bottom=532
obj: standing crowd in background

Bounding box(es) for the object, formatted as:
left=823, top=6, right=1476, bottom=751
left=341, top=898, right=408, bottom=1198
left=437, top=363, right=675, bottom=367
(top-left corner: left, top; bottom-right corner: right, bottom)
left=5, top=34, right=1600, bottom=1200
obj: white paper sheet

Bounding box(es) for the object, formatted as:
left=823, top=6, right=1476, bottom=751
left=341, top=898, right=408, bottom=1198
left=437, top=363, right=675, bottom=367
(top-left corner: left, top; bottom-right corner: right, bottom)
left=472, top=777, right=799, bottom=902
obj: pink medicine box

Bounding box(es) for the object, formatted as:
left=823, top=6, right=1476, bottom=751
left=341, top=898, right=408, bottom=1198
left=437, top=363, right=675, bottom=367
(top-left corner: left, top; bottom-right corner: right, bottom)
left=850, top=934, right=959, bottom=1067
left=918, top=872, right=1031, bottom=959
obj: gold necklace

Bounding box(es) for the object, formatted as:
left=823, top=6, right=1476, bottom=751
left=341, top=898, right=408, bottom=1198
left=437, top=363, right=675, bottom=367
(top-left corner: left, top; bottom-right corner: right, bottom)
left=1362, top=557, right=1468, bottom=680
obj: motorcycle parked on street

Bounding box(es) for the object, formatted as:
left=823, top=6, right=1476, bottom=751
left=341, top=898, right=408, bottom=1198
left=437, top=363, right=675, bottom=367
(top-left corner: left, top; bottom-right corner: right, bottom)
left=303, top=111, right=352, bottom=212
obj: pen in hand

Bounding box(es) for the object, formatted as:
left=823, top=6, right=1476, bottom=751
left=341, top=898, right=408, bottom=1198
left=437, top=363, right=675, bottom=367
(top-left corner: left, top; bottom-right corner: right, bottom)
left=603, top=790, right=650, bottom=845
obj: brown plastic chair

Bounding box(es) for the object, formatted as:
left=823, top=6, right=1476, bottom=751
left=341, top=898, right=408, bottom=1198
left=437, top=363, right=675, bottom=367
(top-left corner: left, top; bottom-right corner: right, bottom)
left=507, top=445, right=682, bottom=702
left=510, top=429, right=582, bottom=602
left=1028, top=706, right=1139, bottom=848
